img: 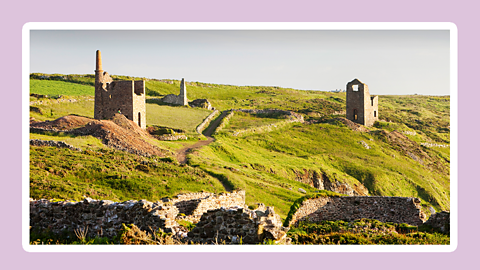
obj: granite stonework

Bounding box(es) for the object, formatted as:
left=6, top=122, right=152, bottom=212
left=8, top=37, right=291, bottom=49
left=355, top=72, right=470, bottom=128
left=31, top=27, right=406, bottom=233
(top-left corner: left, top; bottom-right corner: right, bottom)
left=160, top=78, right=189, bottom=106
left=187, top=205, right=288, bottom=244
left=30, top=198, right=179, bottom=239
left=346, top=79, right=378, bottom=127
left=170, top=190, right=246, bottom=223
left=424, top=211, right=450, bottom=234
left=94, top=50, right=146, bottom=129
left=30, top=191, right=247, bottom=239
left=289, top=196, right=427, bottom=227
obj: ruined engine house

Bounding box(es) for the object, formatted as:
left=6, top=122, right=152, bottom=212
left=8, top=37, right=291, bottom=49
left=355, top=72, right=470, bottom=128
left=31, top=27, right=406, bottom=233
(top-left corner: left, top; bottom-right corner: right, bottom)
left=94, top=50, right=146, bottom=129
left=346, top=78, right=378, bottom=127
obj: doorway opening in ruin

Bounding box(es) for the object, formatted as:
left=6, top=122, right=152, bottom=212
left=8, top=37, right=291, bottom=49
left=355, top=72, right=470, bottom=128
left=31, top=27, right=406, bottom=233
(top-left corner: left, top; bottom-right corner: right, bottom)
left=353, top=85, right=359, bottom=91
left=354, top=109, right=358, bottom=120
left=138, top=112, right=141, bottom=127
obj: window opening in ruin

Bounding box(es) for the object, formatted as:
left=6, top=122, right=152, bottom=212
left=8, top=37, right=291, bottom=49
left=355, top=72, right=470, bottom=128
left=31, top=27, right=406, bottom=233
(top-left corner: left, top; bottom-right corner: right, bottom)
left=371, top=98, right=374, bottom=106
left=353, top=85, right=359, bottom=91
left=138, top=112, right=141, bottom=127
left=374, top=111, right=377, bottom=117
left=354, top=109, right=358, bottom=120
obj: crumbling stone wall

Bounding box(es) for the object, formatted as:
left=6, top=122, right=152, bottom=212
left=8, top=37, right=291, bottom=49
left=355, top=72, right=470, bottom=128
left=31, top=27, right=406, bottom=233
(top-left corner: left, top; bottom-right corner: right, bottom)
left=30, top=191, right=247, bottom=240
left=94, top=50, right=146, bottom=129
left=187, top=205, right=288, bottom=244
left=289, top=196, right=427, bottom=227
left=30, top=198, right=179, bottom=239
left=424, top=211, right=450, bottom=234
left=170, top=190, right=246, bottom=222
left=346, top=79, right=378, bottom=127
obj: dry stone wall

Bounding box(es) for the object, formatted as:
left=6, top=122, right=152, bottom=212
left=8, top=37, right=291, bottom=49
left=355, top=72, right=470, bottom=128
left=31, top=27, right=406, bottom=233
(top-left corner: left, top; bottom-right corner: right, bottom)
left=289, top=196, right=427, bottom=227
left=30, top=198, right=179, bottom=239
left=187, top=205, right=288, bottom=244
left=30, top=191, right=247, bottom=240
left=196, top=110, right=220, bottom=134
left=170, top=190, right=246, bottom=222
left=424, top=211, right=450, bottom=234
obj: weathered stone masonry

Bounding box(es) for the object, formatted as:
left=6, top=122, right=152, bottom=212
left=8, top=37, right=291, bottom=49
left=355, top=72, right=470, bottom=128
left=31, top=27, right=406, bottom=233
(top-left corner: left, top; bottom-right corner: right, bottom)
left=30, top=191, right=246, bottom=239
left=94, top=50, right=146, bottom=129
left=346, top=79, right=378, bottom=127
left=160, top=78, right=188, bottom=106
left=188, top=205, right=288, bottom=244
left=289, top=196, right=427, bottom=227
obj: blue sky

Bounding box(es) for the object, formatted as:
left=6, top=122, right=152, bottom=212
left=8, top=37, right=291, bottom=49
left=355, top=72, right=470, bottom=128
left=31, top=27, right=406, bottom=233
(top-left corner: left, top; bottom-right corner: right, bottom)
left=30, top=29, right=450, bottom=95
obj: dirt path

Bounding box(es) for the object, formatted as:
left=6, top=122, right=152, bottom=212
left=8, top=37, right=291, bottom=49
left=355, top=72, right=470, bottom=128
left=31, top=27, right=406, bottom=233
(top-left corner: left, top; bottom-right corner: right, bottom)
left=176, top=111, right=229, bottom=164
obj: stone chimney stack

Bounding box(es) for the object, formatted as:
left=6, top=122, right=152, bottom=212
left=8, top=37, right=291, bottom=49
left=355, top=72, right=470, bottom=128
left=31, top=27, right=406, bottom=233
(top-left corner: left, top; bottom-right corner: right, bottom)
left=96, top=50, right=103, bottom=71
left=179, top=78, right=188, bottom=106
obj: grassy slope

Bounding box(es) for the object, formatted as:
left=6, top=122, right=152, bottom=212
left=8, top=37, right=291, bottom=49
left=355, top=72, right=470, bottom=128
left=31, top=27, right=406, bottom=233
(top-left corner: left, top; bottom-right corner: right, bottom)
left=30, top=146, right=225, bottom=201
left=189, top=121, right=449, bottom=216
left=29, top=74, right=451, bottom=219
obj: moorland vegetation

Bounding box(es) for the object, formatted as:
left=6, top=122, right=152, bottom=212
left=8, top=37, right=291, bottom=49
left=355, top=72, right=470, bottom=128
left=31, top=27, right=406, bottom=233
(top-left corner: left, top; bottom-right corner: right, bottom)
left=29, top=73, right=451, bottom=244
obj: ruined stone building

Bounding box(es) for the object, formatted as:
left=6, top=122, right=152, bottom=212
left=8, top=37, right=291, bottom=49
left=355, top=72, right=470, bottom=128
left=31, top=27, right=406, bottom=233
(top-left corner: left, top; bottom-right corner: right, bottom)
left=346, top=78, right=378, bottom=127
left=160, top=78, right=188, bottom=106
left=94, top=50, right=146, bottom=129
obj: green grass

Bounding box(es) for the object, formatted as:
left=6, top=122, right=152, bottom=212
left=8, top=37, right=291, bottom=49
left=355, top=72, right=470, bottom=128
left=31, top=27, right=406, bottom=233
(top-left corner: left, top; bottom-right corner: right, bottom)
left=30, top=146, right=227, bottom=202
left=145, top=103, right=212, bottom=133
left=288, top=219, right=450, bottom=245
left=30, top=79, right=95, bottom=96
left=30, top=132, right=107, bottom=150
left=223, top=111, right=288, bottom=131
left=190, top=120, right=450, bottom=216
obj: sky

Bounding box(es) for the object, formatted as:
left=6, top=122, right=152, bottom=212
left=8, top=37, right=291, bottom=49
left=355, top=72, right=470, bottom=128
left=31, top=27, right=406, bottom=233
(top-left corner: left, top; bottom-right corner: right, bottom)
left=30, top=29, right=451, bottom=95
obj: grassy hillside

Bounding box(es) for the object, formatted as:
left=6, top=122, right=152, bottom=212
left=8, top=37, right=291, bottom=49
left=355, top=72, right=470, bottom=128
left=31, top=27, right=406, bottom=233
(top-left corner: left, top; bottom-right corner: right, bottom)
left=30, top=80, right=95, bottom=96
left=188, top=121, right=449, bottom=215
left=29, top=74, right=451, bottom=220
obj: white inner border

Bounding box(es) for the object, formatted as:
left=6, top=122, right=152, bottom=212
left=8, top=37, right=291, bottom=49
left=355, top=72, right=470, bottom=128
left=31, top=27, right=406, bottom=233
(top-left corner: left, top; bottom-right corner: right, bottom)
left=22, top=22, right=458, bottom=253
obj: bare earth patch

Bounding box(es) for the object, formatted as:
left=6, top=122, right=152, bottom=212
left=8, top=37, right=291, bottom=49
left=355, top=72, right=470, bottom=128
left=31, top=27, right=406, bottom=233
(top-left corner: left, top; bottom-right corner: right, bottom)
left=31, top=114, right=170, bottom=157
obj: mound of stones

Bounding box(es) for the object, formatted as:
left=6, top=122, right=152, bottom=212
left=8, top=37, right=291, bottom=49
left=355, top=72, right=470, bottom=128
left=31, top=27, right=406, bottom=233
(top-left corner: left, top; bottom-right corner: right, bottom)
left=30, top=114, right=170, bottom=157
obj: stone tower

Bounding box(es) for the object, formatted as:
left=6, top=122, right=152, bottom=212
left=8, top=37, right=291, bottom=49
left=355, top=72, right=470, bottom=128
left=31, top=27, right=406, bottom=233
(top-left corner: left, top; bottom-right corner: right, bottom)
left=345, top=78, right=378, bottom=127
left=179, top=78, right=188, bottom=106
left=94, top=50, right=146, bottom=129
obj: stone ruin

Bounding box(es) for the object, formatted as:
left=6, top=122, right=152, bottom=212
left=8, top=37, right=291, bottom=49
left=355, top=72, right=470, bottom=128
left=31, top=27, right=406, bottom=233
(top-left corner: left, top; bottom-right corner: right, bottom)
left=346, top=78, right=378, bottom=127
left=29, top=190, right=286, bottom=244
left=160, top=78, right=189, bottom=106
left=94, top=50, right=146, bottom=129
left=288, top=195, right=428, bottom=227
left=187, top=204, right=289, bottom=244
left=30, top=190, right=449, bottom=244
left=159, top=79, right=214, bottom=110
